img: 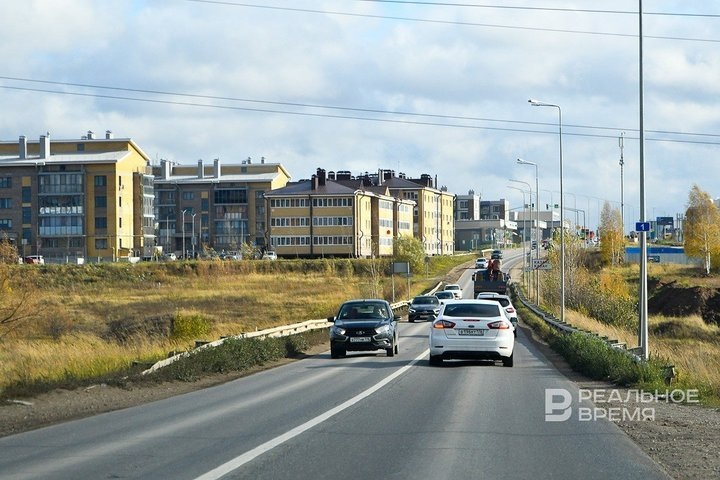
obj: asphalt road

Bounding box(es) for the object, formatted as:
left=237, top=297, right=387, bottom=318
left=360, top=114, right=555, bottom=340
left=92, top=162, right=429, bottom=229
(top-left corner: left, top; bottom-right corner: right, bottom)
left=0, top=257, right=672, bottom=480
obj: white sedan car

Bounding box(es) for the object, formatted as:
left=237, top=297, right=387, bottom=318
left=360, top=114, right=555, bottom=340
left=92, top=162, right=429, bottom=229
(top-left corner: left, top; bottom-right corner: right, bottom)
left=443, top=283, right=463, bottom=300
left=429, top=299, right=515, bottom=367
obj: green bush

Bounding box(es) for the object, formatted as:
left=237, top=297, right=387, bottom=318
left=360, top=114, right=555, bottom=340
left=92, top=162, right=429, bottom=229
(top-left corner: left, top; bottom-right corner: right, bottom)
left=157, top=329, right=327, bottom=382
left=551, top=332, right=664, bottom=386
left=170, top=313, right=211, bottom=340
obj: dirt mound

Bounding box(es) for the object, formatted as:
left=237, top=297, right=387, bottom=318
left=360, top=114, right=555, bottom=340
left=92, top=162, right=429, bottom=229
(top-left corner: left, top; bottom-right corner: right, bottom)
left=649, top=281, right=720, bottom=326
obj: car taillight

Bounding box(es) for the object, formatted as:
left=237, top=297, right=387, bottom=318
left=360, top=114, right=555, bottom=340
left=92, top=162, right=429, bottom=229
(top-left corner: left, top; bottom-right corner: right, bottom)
left=433, top=320, right=456, bottom=329
left=506, top=307, right=515, bottom=314
left=487, top=321, right=510, bottom=329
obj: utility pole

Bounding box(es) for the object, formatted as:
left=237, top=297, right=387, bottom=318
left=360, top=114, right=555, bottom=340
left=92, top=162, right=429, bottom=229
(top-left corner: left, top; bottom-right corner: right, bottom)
left=619, top=132, right=625, bottom=234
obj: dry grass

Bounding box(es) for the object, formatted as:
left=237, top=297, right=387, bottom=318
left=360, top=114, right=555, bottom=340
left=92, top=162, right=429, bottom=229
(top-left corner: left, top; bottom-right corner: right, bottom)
left=0, top=256, right=472, bottom=393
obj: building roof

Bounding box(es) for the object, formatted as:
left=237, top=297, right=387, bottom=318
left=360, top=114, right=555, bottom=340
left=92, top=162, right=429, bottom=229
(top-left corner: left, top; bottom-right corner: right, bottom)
left=0, top=150, right=133, bottom=166
left=265, top=179, right=358, bottom=196
left=154, top=172, right=283, bottom=185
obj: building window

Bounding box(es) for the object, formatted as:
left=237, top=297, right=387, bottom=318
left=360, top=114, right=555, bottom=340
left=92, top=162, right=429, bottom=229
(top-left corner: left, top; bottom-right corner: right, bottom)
left=0, top=177, right=11, bottom=188
left=22, top=207, right=31, bottom=223
left=0, top=219, right=11, bottom=229
left=95, top=238, right=108, bottom=249
left=119, top=218, right=122, bottom=228
left=0, top=198, right=11, bottom=209
left=95, top=217, right=107, bottom=229
left=201, top=198, right=209, bottom=211
left=182, top=192, right=194, bottom=201
left=94, top=175, right=107, bottom=187
left=95, top=196, right=107, bottom=208
left=22, top=186, right=31, bottom=203
left=23, top=228, right=32, bottom=241
left=77, top=143, right=85, bottom=152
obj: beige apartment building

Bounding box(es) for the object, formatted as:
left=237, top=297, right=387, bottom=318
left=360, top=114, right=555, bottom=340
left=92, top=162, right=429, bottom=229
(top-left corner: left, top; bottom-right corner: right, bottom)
left=263, top=169, right=415, bottom=258
left=0, top=131, right=153, bottom=262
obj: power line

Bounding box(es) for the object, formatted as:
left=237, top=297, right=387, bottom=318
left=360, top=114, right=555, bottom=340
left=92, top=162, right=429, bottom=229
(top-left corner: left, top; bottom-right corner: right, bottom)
left=356, top=0, right=720, bottom=18
left=2, top=76, right=719, bottom=141
left=183, top=0, right=720, bottom=43
left=2, top=83, right=719, bottom=146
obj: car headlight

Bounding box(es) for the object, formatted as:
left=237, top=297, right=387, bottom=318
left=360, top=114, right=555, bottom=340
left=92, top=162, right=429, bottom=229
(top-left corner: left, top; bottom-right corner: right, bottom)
left=433, top=309, right=440, bottom=314
left=375, top=325, right=391, bottom=334
left=408, top=308, right=416, bottom=313
left=331, top=326, right=346, bottom=335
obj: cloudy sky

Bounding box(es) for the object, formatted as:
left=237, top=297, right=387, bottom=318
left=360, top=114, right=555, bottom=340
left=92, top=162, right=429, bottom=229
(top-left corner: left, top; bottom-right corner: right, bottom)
left=2, top=0, right=719, bottom=232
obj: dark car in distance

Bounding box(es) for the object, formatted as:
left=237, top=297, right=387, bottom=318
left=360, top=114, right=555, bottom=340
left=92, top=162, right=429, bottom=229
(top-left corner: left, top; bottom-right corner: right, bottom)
left=328, top=299, right=399, bottom=358
left=408, top=295, right=441, bottom=322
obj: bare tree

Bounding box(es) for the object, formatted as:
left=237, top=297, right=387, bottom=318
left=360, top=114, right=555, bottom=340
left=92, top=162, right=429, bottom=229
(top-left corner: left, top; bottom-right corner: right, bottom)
left=684, top=184, right=720, bottom=275
left=0, top=240, right=38, bottom=340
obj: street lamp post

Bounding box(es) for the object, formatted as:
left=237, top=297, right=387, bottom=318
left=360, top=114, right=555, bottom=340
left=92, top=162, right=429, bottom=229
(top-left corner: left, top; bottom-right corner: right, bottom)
left=191, top=213, right=197, bottom=259
left=529, top=98, right=564, bottom=323
left=508, top=185, right=529, bottom=295
left=517, top=158, right=540, bottom=305
left=181, top=209, right=188, bottom=259
left=510, top=178, right=534, bottom=301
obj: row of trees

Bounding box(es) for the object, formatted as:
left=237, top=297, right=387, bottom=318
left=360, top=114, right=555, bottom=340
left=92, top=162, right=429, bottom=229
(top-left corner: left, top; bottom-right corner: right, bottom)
left=595, top=184, right=719, bottom=274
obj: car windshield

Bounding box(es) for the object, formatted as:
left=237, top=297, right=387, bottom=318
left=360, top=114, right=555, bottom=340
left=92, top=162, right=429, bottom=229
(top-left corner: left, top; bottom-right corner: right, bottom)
left=435, top=292, right=453, bottom=298
left=443, top=303, right=501, bottom=318
left=338, top=303, right=388, bottom=320
left=413, top=297, right=439, bottom=305
left=445, top=285, right=460, bottom=291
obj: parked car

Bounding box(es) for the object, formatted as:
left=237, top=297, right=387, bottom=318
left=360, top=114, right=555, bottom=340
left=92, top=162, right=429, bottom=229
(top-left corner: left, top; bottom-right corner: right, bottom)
left=162, top=252, right=177, bottom=261
left=221, top=251, right=240, bottom=260
left=491, top=249, right=503, bottom=259
left=327, top=299, right=399, bottom=358
left=261, top=251, right=277, bottom=260
left=475, top=292, right=518, bottom=336
left=443, top=283, right=463, bottom=300
left=429, top=299, right=514, bottom=366
left=408, top=295, right=441, bottom=323
left=23, top=255, right=45, bottom=265
left=433, top=290, right=455, bottom=304
left=475, top=258, right=488, bottom=269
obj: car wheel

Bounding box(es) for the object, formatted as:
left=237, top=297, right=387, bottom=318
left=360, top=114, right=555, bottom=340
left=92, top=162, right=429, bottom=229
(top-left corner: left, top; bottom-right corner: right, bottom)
left=502, top=352, right=514, bottom=367
left=429, top=354, right=443, bottom=366
left=330, top=344, right=345, bottom=359
left=409, top=318, right=415, bottom=323
left=394, top=338, right=399, bottom=355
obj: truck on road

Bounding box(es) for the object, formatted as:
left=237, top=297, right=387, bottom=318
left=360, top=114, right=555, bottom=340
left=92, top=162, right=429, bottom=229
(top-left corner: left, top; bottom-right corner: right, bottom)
left=471, top=269, right=509, bottom=296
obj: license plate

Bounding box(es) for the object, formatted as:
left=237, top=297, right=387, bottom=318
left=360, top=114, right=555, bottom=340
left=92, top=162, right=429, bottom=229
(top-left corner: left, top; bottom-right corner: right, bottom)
left=350, top=337, right=371, bottom=342
left=458, top=329, right=485, bottom=336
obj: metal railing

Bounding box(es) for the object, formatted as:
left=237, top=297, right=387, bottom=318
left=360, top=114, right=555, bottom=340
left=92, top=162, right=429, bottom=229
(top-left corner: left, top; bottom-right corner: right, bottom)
left=142, top=300, right=409, bottom=375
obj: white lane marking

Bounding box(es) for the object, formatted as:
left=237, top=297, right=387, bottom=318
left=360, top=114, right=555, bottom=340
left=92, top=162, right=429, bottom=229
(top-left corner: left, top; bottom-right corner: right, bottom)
left=195, top=349, right=429, bottom=480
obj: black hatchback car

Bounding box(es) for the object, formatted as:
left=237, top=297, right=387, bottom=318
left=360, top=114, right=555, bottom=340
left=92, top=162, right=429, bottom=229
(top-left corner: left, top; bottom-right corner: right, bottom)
left=327, top=299, right=399, bottom=358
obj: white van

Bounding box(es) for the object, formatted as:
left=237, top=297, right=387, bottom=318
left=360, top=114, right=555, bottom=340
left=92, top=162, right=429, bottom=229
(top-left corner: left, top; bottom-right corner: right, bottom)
left=261, top=251, right=277, bottom=260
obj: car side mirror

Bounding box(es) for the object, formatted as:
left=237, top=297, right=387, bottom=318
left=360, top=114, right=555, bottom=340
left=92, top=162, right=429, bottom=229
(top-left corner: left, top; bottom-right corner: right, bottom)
left=393, top=315, right=401, bottom=322
left=327, top=316, right=336, bottom=323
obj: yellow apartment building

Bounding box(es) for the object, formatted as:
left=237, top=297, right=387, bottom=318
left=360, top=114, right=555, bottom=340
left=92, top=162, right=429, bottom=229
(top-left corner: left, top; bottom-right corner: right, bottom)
left=0, top=131, right=153, bottom=262
left=264, top=169, right=415, bottom=258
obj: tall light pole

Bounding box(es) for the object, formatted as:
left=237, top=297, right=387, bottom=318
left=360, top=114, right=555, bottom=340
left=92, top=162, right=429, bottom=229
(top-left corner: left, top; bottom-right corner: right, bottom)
left=191, top=213, right=197, bottom=259
left=508, top=185, right=529, bottom=295
left=181, top=209, right=188, bottom=259
left=510, top=178, right=535, bottom=302
left=517, top=158, right=540, bottom=305
left=529, top=98, right=564, bottom=323
left=638, top=1, right=649, bottom=360
left=619, top=132, right=626, bottom=234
